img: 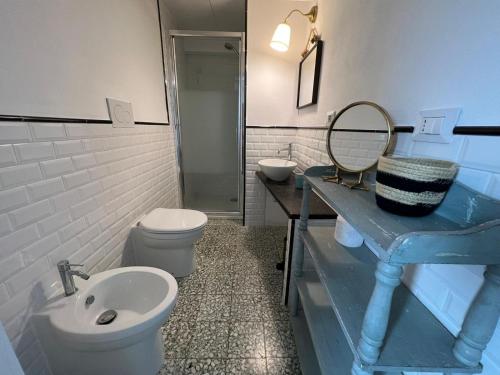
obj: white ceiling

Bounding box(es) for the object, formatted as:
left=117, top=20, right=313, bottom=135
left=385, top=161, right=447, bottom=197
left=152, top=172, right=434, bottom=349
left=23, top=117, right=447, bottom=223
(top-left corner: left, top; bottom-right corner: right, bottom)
left=163, top=0, right=245, bottom=32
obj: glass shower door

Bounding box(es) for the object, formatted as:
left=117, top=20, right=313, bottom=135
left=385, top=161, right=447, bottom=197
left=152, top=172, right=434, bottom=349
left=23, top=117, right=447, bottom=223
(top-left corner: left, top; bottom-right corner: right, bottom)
left=173, top=35, right=242, bottom=214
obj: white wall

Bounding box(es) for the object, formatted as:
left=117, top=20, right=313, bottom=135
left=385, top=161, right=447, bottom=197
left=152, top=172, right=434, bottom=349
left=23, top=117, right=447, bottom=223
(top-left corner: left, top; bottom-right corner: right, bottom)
left=0, top=0, right=168, bottom=123
left=246, top=1, right=500, bottom=373
left=297, top=0, right=500, bottom=127
left=247, top=0, right=313, bottom=126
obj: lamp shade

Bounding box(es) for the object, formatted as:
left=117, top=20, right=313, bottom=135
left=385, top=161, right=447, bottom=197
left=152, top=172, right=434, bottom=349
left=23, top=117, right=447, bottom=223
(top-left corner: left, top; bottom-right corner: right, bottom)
left=270, top=23, right=291, bottom=52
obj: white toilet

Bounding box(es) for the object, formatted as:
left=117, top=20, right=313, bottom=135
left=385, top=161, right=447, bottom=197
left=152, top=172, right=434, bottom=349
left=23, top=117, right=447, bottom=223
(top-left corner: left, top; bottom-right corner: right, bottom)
left=132, top=208, right=208, bottom=277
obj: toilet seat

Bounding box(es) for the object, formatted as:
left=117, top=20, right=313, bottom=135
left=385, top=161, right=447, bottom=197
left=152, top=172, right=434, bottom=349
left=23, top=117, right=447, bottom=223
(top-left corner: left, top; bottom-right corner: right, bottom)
left=139, top=208, right=208, bottom=234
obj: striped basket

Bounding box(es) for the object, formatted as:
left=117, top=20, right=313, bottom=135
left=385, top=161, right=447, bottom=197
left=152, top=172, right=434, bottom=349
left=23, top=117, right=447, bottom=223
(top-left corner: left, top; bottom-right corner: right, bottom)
left=375, top=156, right=458, bottom=216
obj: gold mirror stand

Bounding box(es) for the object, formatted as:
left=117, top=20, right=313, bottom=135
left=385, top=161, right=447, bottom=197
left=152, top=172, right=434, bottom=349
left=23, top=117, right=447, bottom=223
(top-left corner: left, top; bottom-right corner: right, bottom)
left=325, top=101, right=393, bottom=191
left=340, top=171, right=369, bottom=191
left=322, top=169, right=369, bottom=191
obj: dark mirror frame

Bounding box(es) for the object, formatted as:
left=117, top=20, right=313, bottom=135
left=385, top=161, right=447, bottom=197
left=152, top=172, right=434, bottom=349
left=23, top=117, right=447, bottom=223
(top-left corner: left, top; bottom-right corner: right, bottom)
left=296, top=40, right=323, bottom=109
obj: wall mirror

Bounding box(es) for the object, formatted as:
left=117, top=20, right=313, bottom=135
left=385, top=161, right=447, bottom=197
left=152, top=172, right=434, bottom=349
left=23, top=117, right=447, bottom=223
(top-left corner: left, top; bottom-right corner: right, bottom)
left=297, top=40, right=323, bottom=109
left=326, top=101, right=393, bottom=189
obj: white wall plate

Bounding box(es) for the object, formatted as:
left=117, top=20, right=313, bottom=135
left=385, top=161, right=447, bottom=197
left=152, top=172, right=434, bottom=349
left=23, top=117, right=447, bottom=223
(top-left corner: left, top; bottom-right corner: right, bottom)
left=106, top=98, right=135, bottom=128
left=413, top=108, right=461, bottom=144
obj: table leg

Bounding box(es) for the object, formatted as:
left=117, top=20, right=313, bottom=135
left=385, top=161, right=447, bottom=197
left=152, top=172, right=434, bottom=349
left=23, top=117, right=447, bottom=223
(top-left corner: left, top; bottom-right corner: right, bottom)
left=453, top=264, right=500, bottom=367
left=357, top=261, right=404, bottom=364
left=289, top=182, right=311, bottom=316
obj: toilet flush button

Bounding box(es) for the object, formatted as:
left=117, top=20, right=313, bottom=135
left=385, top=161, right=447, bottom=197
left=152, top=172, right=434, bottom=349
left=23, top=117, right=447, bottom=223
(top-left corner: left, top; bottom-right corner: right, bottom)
left=106, top=98, right=135, bottom=128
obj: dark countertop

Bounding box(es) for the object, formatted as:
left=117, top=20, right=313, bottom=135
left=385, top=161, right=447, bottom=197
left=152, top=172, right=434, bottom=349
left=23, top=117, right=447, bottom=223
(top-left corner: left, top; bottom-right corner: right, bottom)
left=256, top=171, right=337, bottom=220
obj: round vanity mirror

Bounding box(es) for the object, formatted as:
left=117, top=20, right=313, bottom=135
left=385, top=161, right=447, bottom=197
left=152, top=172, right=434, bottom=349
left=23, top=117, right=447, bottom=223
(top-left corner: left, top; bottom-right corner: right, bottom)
left=327, top=101, right=393, bottom=172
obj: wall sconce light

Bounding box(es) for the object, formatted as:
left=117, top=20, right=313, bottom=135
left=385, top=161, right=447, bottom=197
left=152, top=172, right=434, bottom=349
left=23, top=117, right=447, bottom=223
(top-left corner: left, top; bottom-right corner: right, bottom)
left=270, top=5, right=320, bottom=57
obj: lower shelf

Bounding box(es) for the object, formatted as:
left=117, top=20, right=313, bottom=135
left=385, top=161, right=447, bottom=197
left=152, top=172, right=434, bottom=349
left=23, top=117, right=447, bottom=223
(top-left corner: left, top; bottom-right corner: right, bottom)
left=302, top=226, right=482, bottom=373
left=293, top=272, right=402, bottom=375
left=290, top=313, right=322, bottom=375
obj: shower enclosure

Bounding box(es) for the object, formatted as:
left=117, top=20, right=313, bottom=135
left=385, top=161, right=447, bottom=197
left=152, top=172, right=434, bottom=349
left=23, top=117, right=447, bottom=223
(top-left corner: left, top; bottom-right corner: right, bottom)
left=170, top=31, right=245, bottom=217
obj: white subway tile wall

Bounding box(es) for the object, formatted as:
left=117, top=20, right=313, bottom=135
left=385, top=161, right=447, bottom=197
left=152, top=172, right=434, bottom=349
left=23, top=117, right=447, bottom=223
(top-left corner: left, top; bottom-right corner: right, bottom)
left=245, top=128, right=297, bottom=226
left=245, top=126, right=500, bottom=374
left=0, top=121, right=179, bottom=375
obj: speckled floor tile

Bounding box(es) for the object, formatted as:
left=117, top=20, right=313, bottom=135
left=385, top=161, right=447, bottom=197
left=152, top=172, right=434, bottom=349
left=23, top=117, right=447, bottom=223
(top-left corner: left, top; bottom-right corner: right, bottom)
left=188, top=321, right=230, bottom=359
left=163, top=322, right=194, bottom=358
left=228, top=322, right=265, bottom=359
left=262, top=297, right=289, bottom=321
left=264, top=320, right=298, bottom=358
left=261, top=274, right=284, bottom=298
left=197, top=294, right=231, bottom=321
left=226, top=359, right=267, bottom=374
left=184, top=359, right=227, bottom=375
left=158, top=359, right=186, bottom=375
left=199, top=259, right=233, bottom=276
left=266, top=357, right=302, bottom=375
left=159, top=220, right=299, bottom=375
left=205, top=273, right=233, bottom=294
left=231, top=294, right=264, bottom=321
left=177, top=272, right=207, bottom=295
left=168, top=293, right=202, bottom=325
left=232, top=273, right=264, bottom=295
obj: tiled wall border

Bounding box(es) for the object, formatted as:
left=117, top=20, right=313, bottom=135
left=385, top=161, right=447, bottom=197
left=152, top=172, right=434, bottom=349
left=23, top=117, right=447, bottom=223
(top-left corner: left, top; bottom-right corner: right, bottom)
left=245, top=126, right=500, bottom=375
left=0, top=121, right=179, bottom=374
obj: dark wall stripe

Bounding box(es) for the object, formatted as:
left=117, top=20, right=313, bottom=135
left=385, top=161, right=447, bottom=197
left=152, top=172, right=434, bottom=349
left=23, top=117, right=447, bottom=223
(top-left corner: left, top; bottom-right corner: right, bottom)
left=0, top=115, right=112, bottom=124
left=394, top=126, right=414, bottom=133
left=246, top=125, right=326, bottom=130
left=0, top=115, right=168, bottom=126
left=135, top=121, right=169, bottom=126
left=454, top=126, right=500, bottom=136
left=332, top=128, right=388, bottom=134
left=247, top=125, right=413, bottom=132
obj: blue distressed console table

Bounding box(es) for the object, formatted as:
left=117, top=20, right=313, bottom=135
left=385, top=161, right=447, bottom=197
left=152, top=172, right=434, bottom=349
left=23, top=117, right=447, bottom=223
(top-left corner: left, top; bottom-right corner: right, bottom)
left=289, top=165, right=500, bottom=375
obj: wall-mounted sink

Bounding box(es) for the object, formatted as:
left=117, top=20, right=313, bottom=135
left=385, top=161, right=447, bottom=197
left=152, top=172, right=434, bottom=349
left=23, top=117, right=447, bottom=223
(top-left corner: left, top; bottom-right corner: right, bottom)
left=33, top=266, right=177, bottom=375
left=258, top=158, right=297, bottom=182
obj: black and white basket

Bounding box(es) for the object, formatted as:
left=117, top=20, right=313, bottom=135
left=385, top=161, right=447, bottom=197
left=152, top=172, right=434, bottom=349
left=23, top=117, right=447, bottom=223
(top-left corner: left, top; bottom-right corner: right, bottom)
left=375, top=156, right=458, bottom=216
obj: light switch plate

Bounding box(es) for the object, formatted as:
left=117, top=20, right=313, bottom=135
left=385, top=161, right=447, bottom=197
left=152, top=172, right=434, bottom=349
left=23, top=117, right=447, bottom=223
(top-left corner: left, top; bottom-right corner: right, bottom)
left=106, top=98, right=135, bottom=128
left=413, top=107, right=461, bottom=144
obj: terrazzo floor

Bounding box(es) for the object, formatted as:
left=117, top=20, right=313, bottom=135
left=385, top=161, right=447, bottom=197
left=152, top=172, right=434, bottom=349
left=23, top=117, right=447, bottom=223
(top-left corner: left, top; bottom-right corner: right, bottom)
left=158, top=219, right=302, bottom=375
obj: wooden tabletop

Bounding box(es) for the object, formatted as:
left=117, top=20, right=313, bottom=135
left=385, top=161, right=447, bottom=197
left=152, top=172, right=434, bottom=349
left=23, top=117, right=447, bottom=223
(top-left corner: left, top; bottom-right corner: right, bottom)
left=256, top=171, right=336, bottom=220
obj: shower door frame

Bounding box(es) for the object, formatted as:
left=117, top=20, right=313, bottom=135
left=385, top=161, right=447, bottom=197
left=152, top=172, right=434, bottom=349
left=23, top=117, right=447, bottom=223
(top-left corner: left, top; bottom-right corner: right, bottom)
left=169, top=30, right=245, bottom=218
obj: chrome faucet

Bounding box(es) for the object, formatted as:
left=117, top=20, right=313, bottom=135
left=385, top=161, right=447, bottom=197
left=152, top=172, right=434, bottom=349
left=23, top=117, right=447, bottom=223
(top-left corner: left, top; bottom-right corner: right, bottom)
left=278, top=143, right=292, bottom=161
left=57, top=260, right=90, bottom=296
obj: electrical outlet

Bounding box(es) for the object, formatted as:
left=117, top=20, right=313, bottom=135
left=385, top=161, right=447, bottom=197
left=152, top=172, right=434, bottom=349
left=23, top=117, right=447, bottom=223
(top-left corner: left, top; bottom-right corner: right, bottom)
left=413, top=108, right=461, bottom=143
left=420, top=117, right=444, bottom=135
left=326, top=110, right=336, bottom=126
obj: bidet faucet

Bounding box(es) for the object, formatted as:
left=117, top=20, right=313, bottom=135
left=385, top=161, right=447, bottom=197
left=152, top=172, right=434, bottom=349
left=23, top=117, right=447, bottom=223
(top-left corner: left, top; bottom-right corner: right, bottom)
left=278, top=143, right=292, bottom=161
left=57, top=260, right=90, bottom=296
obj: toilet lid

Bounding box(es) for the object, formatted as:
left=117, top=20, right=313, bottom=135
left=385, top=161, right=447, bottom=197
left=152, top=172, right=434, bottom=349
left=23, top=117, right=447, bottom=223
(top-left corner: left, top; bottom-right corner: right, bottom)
left=140, top=208, right=208, bottom=233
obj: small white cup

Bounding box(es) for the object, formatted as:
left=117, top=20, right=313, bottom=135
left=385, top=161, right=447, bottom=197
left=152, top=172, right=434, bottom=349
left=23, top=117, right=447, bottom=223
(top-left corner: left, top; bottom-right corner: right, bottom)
left=334, top=215, right=364, bottom=247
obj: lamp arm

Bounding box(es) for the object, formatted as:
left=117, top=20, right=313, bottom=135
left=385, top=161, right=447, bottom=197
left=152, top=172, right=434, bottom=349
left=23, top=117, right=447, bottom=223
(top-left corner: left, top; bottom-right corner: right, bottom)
left=301, top=28, right=320, bottom=57
left=284, top=9, right=308, bottom=23
left=284, top=5, right=318, bottom=24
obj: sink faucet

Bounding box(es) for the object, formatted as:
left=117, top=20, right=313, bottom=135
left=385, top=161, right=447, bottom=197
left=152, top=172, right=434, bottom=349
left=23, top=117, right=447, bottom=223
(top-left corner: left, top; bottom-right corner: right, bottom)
left=57, top=260, right=90, bottom=296
left=278, top=143, right=292, bottom=161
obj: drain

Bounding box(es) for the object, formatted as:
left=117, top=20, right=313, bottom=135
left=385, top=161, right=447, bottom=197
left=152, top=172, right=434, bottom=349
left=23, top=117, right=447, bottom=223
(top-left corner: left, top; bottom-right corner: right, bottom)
left=85, top=295, right=95, bottom=306
left=96, top=310, right=117, bottom=325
